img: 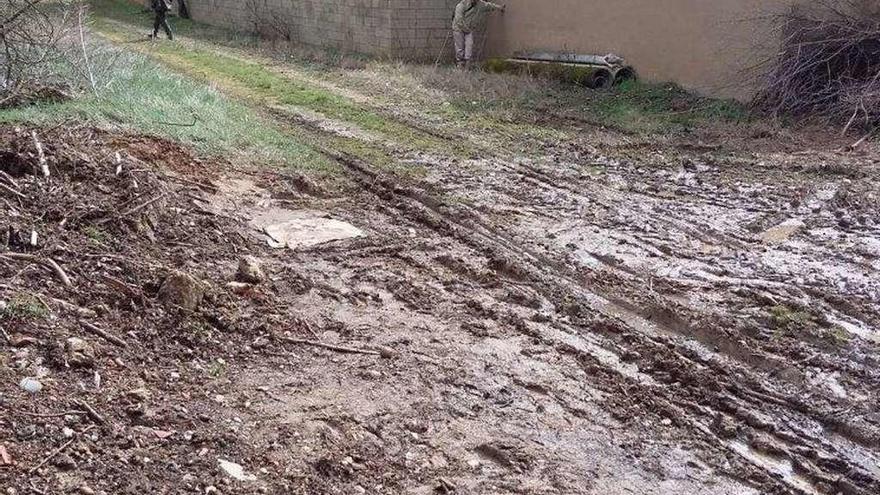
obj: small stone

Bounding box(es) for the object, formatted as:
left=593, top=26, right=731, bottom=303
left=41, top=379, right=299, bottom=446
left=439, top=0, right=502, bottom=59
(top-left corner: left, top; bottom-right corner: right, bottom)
left=52, top=453, right=77, bottom=470
left=79, top=486, right=96, bottom=495
left=158, top=271, right=204, bottom=310
left=711, top=414, right=738, bottom=439
left=65, top=337, right=95, bottom=368
left=362, top=370, right=382, bottom=380
left=127, top=387, right=150, bottom=402
left=378, top=346, right=397, bottom=359
left=218, top=459, right=257, bottom=481
left=204, top=486, right=218, bottom=494
left=62, top=427, right=75, bottom=438
left=236, top=256, right=265, bottom=284
left=225, top=282, right=252, bottom=295
left=19, top=377, right=42, bottom=394
left=620, top=350, right=641, bottom=363
left=759, top=219, right=805, bottom=244
left=660, top=418, right=673, bottom=426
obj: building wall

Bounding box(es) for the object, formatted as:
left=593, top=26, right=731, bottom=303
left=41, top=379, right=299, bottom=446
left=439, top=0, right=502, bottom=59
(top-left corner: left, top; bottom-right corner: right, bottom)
left=484, top=0, right=795, bottom=98
left=183, top=0, right=457, bottom=58
left=182, top=0, right=805, bottom=98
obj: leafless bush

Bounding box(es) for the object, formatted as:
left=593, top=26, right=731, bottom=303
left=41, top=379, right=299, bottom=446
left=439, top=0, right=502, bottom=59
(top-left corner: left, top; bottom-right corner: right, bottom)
left=244, top=0, right=296, bottom=43
left=1, top=0, right=77, bottom=86
left=0, top=0, right=115, bottom=105
left=753, top=0, right=880, bottom=131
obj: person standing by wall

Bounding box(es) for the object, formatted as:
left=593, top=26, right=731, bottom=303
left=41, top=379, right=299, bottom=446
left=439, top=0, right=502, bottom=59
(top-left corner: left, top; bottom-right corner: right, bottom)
left=452, top=0, right=505, bottom=69
left=149, top=0, right=174, bottom=40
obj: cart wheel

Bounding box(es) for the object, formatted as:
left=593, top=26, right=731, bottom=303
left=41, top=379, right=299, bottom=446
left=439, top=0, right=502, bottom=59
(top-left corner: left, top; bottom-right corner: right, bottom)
left=584, top=68, right=613, bottom=89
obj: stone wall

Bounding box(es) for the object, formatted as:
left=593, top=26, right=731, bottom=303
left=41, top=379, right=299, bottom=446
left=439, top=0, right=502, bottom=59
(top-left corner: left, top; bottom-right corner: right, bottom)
left=183, top=0, right=457, bottom=59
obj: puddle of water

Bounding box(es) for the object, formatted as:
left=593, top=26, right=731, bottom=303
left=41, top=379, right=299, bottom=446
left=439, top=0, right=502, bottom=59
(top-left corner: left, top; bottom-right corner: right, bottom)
left=728, top=440, right=820, bottom=495
left=250, top=209, right=364, bottom=249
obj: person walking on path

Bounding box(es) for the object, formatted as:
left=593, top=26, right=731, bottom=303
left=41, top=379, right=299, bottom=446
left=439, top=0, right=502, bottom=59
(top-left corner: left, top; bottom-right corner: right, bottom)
left=150, top=0, right=174, bottom=40
left=452, top=0, right=505, bottom=69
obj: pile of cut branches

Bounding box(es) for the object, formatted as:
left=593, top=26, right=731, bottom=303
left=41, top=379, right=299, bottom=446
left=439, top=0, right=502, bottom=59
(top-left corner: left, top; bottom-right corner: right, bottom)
left=754, top=1, right=880, bottom=132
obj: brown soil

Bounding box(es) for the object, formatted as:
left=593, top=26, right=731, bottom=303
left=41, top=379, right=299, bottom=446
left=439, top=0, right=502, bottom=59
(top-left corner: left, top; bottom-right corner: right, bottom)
left=2, top=117, right=879, bottom=495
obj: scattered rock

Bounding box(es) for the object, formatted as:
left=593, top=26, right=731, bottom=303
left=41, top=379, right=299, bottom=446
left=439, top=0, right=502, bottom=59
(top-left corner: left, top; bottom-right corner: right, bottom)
left=226, top=281, right=253, bottom=295
left=759, top=218, right=805, bottom=244
left=126, top=387, right=150, bottom=402
left=236, top=256, right=265, bottom=284
left=19, top=377, right=42, bottom=394
left=78, top=486, right=95, bottom=495
left=158, top=271, right=204, bottom=310
left=378, top=346, right=397, bottom=359
left=52, top=453, right=77, bottom=470
left=65, top=337, right=95, bottom=367
left=218, top=459, right=257, bottom=481
left=620, top=350, right=641, bottom=363
left=712, top=414, right=738, bottom=439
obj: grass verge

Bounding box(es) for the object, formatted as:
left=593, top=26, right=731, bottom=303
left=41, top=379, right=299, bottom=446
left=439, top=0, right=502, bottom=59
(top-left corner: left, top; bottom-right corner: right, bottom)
left=0, top=32, right=338, bottom=179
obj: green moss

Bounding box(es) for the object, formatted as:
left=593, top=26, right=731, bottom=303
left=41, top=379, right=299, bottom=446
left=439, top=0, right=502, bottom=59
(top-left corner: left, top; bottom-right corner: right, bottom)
left=1, top=294, right=49, bottom=320
left=823, top=325, right=852, bottom=345
left=769, top=305, right=813, bottom=329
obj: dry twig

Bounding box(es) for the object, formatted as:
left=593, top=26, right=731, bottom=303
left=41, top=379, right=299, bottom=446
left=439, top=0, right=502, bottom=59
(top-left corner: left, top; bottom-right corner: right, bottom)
left=279, top=336, right=380, bottom=356
left=0, top=253, right=72, bottom=287
left=80, top=321, right=127, bottom=348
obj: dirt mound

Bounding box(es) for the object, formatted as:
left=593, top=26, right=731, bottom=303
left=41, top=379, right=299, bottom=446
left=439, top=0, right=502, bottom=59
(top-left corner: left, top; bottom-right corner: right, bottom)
left=0, top=125, right=285, bottom=493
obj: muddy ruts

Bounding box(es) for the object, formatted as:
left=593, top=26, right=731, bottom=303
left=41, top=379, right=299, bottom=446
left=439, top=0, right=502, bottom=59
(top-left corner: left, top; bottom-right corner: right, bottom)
left=308, top=145, right=880, bottom=494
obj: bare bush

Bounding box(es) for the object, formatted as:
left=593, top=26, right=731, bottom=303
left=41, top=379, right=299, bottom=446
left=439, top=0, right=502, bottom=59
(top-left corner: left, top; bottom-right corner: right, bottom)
left=753, top=0, right=880, bottom=131
left=244, top=0, right=296, bottom=44
left=1, top=0, right=77, bottom=86
left=0, top=0, right=117, bottom=106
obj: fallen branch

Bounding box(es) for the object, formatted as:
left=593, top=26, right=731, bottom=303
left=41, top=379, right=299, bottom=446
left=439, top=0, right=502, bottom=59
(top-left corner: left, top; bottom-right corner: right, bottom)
left=279, top=336, right=380, bottom=356
left=0, top=170, right=20, bottom=188
left=0, top=181, right=26, bottom=199
left=100, top=274, right=143, bottom=303
left=72, top=399, right=106, bottom=425
left=31, top=130, right=49, bottom=177
left=97, top=191, right=168, bottom=225
left=80, top=321, right=127, bottom=348
left=27, top=437, right=76, bottom=474
left=15, top=410, right=88, bottom=418
left=0, top=253, right=72, bottom=287
left=50, top=297, right=96, bottom=318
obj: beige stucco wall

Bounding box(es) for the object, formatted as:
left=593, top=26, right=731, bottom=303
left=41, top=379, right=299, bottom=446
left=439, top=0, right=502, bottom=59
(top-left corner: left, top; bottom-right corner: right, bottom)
left=484, top=0, right=796, bottom=98
left=182, top=0, right=806, bottom=99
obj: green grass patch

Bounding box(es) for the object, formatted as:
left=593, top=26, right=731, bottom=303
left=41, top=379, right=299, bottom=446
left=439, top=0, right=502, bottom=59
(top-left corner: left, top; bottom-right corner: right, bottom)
left=441, top=63, right=749, bottom=135
left=0, top=35, right=338, bottom=179
left=769, top=304, right=813, bottom=329
left=90, top=1, right=461, bottom=160
left=589, top=80, right=747, bottom=132
left=1, top=294, right=50, bottom=320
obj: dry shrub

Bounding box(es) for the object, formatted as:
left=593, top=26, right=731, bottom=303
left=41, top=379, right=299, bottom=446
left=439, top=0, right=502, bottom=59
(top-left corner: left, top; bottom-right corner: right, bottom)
left=1, top=0, right=77, bottom=86
left=754, top=0, right=880, bottom=130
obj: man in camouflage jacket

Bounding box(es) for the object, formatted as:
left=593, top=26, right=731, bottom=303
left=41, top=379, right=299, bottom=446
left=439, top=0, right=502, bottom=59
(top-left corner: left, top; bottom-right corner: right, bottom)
left=452, top=0, right=505, bottom=68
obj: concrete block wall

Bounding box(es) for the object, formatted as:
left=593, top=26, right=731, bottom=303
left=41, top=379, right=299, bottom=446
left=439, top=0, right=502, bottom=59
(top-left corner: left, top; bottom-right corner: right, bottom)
left=183, top=0, right=458, bottom=60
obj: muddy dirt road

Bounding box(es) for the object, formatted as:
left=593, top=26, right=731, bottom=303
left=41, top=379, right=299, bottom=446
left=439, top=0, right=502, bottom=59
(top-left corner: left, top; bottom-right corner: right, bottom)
left=3, top=7, right=880, bottom=494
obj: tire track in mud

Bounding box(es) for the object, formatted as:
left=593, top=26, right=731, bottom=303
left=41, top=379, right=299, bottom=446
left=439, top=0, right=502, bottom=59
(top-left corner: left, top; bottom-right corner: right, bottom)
left=264, top=105, right=879, bottom=493
left=317, top=149, right=878, bottom=494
